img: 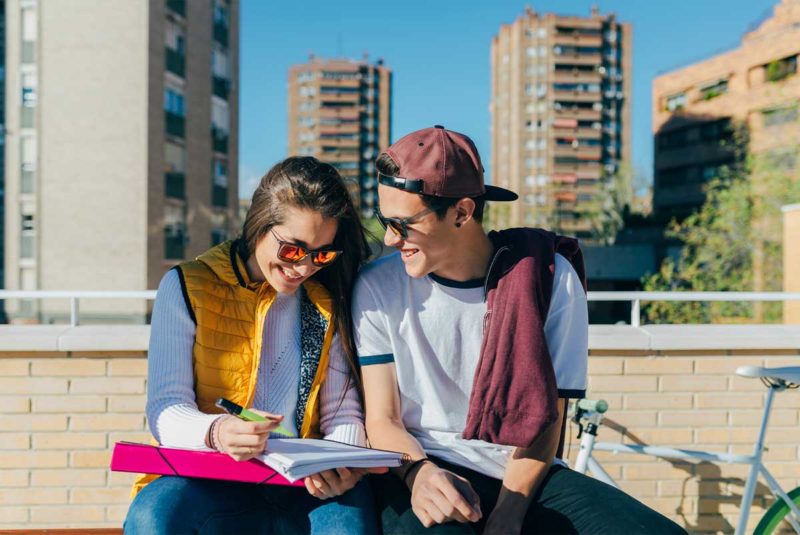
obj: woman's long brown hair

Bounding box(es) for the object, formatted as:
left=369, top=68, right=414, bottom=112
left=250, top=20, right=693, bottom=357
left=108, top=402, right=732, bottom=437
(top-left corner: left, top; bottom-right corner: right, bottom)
left=241, top=156, right=370, bottom=401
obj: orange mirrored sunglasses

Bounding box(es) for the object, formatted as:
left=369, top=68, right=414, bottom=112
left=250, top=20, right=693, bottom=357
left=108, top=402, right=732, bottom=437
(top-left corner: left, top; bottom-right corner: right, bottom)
left=271, top=229, right=342, bottom=267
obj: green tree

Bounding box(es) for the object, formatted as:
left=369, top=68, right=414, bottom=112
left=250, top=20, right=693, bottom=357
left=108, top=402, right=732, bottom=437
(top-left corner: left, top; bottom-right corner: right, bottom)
left=642, top=149, right=800, bottom=324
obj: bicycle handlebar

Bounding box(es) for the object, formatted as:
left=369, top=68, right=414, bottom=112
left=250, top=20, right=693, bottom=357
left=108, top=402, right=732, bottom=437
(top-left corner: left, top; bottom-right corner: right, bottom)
left=576, top=398, right=608, bottom=413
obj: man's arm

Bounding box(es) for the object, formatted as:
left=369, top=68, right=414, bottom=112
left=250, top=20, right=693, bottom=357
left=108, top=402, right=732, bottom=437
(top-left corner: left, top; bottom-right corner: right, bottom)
left=362, top=362, right=482, bottom=527
left=483, top=399, right=565, bottom=534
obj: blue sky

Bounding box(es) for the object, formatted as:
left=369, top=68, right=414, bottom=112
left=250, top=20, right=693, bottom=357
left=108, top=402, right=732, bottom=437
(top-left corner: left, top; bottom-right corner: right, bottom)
left=238, top=0, right=777, bottom=198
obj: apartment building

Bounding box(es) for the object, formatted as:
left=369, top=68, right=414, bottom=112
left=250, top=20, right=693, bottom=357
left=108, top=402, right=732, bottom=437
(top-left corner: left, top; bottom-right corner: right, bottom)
left=490, top=6, right=632, bottom=240
left=652, top=0, right=800, bottom=222
left=288, top=56, right=391, bottom=216
left=3, top=0, right=239, bottom=322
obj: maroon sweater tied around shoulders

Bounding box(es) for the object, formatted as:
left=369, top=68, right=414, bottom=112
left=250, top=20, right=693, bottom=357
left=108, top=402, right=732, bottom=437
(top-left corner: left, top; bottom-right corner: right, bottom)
left=462, top=228, right=587, bottom=448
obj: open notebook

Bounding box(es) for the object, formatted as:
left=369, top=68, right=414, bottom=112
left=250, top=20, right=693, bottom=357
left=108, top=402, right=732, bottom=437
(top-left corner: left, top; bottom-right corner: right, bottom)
left=260, top=438, right=408, bottom=482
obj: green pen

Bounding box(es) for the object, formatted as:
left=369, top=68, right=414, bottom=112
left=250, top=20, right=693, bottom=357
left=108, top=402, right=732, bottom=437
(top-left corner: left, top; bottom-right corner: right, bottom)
left=215, top=397, right=294, bottom=437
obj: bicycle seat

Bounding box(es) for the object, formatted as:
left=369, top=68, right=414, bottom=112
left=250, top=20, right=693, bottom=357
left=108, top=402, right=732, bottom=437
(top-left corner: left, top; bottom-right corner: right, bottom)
left=736, top=365, right=800, bottom=385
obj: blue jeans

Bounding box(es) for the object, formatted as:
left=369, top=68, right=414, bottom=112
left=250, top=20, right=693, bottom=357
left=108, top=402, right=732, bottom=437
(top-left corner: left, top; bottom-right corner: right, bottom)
left=124, top=476, right=378, bottom=535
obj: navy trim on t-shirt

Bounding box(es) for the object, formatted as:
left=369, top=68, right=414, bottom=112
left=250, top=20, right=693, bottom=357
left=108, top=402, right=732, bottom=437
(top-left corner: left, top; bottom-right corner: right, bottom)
left=359, top=354, right=395, bottom=366
left=557, top=388, right=586, bottom=399
left=428, top=272, right=484, bottom=289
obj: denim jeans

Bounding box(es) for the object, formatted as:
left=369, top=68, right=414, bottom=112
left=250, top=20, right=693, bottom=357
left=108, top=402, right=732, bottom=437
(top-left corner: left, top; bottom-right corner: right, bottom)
left=124, top=476, right=378, bottom=535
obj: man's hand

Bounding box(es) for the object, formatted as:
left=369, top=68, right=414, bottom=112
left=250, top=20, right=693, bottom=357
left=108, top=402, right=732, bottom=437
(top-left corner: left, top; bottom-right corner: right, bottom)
left=304, top=467, right=388, bottom=500
left=409, top=461, right=482, bottom=527
left=216, top=410, right=283, bottom=461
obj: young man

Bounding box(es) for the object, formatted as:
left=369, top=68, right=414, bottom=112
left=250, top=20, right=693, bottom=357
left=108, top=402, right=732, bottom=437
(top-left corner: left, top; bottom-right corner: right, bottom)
left=354, top=125, right=685, bottom=534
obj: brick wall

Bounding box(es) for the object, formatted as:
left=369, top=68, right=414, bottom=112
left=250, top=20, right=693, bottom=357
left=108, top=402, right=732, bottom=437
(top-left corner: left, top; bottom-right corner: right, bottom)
left=0, top=328, right=798, bottom=533
left=0, top=353, right=148, bottom=528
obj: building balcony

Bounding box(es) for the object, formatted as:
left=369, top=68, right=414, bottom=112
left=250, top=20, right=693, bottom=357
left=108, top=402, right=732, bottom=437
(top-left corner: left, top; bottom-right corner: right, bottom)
left=553, top=53, right=603, bottom=66
left=212, top=184, right=228, bottom=208
left=166, top=0, right=186, bottom=17
left=213, top=21, right=229, bottom=48
left=212, top=127, right=228, bottom=154
left=553, top=90, right=602, bottom=102
left=553, top=71, right=602, bottom=85
left=552, top=32, right=603, bottom=47
left=165, top=112, right=185, bottom=138
left=164, top=171, right=185, bottom=199
left=165, top=47, right=186, bottom=78
left=213, top=76, right=230, bottom=99
left=554, top=107, right=602, bottom=121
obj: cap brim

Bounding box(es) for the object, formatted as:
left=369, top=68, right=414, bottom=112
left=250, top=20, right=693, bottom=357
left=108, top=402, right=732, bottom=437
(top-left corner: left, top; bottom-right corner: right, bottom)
left=483, top=185, right=518, bottom=202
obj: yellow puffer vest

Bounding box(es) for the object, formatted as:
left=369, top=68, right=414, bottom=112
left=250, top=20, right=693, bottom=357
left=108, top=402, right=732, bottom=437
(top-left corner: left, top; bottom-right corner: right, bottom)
left=131, top=240, right=335, bottom=495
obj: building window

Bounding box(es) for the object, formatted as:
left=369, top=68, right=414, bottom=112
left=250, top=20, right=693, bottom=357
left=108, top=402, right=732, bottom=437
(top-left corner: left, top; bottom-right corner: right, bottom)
left=698, top=79, right=728, bottom=100
left=21, top=7, right=37, bottom=63
left=664, top=92, right=686, bottom=112
left=164, top=88, right=185, bottom=116
left=765, top=55, right=797, bottom=83
left=762, top=105, right=799, bottom=127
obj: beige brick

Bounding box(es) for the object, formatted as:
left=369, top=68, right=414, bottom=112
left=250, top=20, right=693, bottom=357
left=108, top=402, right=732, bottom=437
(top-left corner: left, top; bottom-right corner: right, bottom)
left=625, top=358, right=693, bottom=375
left=695, top=427, right=760, bottom=444
left=730, top=444, right=798, bottom=460
left=70, top=377, right=145, bottom=394
left=108, top=470, right=138, bottom=487
left=659, top=410, right=728, bottom=427
left=695, top=462, right=751, bottom=479
left=33, top=432, right=107, bottom=450
left=0, top=506, right=28, bottom=523
left=625, top=461, right=695, bottom=480
left=0, top=414, right=68, bottom=432
left=696, top=497, right=751, bottom=515
left=624, top=393, right=693, bottom=410
left=694, top=357, right=765, bottom=375
left=0, top=377, right=68, bottom=395
left=0, top=433, right=30, bottom=450
left=658, top=479, right=721, bottom=498
left=616, top=480, right=657, bottom=497
left=108, top=358, right=147, bottom=376
left=0, top=360, right=30, bottom=376
left=29, top=505, right=106, bottom=523
left=763, top=462, right=800, bottom=477
left=32, top=395, right=106, bottom=413
left=70, top=450, right=112, bottom=468
left=71, top=486, right=130, bottom=504
left=108, top=431, right=151, bottom=445
left=587, top=357, right=624, bottom=375
left=660, top=375, right=727, bottom=392
left=106, top=504, right=132, bottom=523
left=690, top=513, right=737, bottom=532
left=30, top=468, right=106, bottom=487
left=0, top=470, right=29, bottom=487
left=0, top=488, right=68, bottom=505
left=0, top=451, right=68, bottom=469
left=729, top=375, right=774, bottom=392
left=70, top=413, right=144, bottom=431
left=611, top=411, right=658, bottom=427
left=0, top=396, right=31, bottom=413
left=589, top=375, right=657, bottom=393
left=641, top=496, right=692, bottom=515
left=626, top=428, right=693, bottom=445
left=108, top=395, right=145, bottom=413
left=763, top=355, right=800, bottom=367
left=31, top=359, right=106, bottom=377
left=696, top=392, right=763, bottom=409
left=730, top=408, right=797, bottom=426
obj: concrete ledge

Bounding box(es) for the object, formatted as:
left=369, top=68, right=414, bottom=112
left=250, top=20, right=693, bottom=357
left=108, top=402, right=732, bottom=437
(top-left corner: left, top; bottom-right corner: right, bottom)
left=0, top=324, right=799, bottom=353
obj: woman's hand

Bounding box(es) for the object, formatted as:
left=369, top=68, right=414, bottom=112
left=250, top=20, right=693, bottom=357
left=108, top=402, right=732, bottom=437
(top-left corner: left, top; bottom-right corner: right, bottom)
left=304, top=466, right=388, bottom=500
left=215, top=410, right=284, bottom=461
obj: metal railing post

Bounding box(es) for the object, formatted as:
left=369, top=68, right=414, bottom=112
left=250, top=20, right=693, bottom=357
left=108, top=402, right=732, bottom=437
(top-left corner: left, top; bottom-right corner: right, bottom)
left=70, top=297, right=79, bottom=327
left=631, top=299, right=640, bottom=327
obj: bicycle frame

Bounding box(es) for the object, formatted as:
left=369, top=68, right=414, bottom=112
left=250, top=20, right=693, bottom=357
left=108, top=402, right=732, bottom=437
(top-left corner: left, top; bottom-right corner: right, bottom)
left=573, top=385, right=800, bottom=535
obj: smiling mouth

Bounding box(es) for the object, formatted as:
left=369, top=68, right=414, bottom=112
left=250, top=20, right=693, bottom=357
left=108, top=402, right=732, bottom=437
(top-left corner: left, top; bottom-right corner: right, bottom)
left=278, top=266, right=303, bottom=282
left=401, top=248, right=419, bottom=259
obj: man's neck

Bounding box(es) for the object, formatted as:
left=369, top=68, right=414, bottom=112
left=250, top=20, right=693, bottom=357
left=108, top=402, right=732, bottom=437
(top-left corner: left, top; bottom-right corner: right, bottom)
left=430, top=228, right=494, bottom=282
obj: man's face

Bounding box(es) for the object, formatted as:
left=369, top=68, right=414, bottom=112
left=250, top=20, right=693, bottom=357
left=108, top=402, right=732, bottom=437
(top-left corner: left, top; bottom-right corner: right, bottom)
left=377, top=184, right=454, bottom=278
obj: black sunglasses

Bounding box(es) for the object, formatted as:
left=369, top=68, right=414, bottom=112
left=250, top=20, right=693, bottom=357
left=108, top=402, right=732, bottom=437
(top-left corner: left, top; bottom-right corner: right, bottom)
left=271, top=229, right=342, bottom=267
left=374, top=206, right=437, bottom=240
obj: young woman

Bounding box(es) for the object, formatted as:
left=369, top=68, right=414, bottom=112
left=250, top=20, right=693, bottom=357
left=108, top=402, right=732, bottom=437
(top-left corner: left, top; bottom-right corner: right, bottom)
left=124, top=157, right=377, bottom=534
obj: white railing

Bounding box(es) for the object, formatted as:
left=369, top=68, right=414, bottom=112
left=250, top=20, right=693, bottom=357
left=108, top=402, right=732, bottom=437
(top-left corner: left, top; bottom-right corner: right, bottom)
left=1, top=290, right=800, bottom=328
left=589, top=291, right=800, bottom=327
left=0, top=290, right=158, bottom=327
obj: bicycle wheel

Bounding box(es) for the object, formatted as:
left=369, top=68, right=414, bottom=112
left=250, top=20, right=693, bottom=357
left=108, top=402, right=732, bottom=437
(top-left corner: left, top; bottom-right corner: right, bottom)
left=754, top=486, right=800, bottom=534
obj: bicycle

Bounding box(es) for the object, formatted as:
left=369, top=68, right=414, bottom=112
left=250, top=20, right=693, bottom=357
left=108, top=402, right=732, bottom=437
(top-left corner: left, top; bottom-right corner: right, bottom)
left=570, top=365, right=800, bottom=535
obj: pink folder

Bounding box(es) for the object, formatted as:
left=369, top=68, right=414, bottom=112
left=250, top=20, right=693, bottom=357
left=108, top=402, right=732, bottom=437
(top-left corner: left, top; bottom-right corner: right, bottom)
left=110, top=441, right=304, bottom=487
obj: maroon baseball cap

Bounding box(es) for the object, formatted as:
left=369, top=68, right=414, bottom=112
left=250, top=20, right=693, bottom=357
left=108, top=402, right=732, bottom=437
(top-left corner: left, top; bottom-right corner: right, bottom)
left=378, top=125, right=518, bottom=202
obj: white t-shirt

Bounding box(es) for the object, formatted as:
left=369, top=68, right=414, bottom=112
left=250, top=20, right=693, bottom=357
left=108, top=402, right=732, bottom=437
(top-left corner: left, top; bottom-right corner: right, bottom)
left=353, top=252, right=588, bottom=479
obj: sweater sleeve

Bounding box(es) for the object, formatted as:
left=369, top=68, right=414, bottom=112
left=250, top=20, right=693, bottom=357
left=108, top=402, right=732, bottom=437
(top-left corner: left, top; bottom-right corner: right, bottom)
left=318, top=333, right=367, bottom=447
left=146, top=269, right=219, bottom=448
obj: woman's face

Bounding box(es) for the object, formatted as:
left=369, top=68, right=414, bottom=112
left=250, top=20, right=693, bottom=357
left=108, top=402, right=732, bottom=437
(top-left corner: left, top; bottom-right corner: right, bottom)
left=247, top=206, right=339, bottom=294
